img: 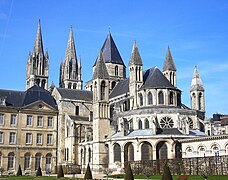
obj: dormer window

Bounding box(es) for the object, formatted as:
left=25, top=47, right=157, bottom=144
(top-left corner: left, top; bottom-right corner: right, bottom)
left=0, top=97, right=6, bottom=106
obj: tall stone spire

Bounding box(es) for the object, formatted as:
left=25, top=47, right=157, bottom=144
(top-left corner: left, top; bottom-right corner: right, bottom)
left=190, top=66, right=205, bottom=112
left=34, top=19, right=44, bottom=56
left=59, top=26, right=82, bottom=90
left=163, top=46, right=177, bottom=87
left=26, top=20, right=49, bottom=90
left=92, top=50, right=109, bottom=80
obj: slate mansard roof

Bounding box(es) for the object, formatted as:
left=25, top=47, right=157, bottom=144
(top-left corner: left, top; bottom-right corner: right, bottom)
left=110, top=67, right=178, bottom=99
left=0, top=85, right=57, bottom=109
left=56, top=88, right=93, bottom=102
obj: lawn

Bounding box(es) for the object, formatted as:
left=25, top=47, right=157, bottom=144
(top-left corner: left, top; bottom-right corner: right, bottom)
left=0, top=175, right=228, bottom=180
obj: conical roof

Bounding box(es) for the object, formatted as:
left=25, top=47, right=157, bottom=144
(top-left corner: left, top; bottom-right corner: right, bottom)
left=191, top=66, right=204, bottom=91
left=94, top=32, right=125, bottom=66
left=34, top=20, right=44, bottom=55
left=163, top=47, right=176, bottom=71
left=128, top=40, right=143, bottom=66
left=92, top=51, right=109, bottom=80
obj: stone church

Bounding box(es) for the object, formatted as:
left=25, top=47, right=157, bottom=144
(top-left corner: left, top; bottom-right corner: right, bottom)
left=0, top=20, right=228, bottom=175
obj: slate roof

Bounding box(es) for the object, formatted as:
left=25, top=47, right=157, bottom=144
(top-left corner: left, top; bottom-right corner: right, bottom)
left=141, top=67, right=175, bottom=89
left=128, top=41, right=143, bottom=66
left=92, top=51, right=109, bottom=80
left=109, top=78, right=129, bottom=98
left=0, top=85, right=57, bottom=109
left=110, top=67, right=176, bottom=99
left=156, top=128, right=183, bottom=135
left=69, top=115, right=89, bottom=121
left=93, top=32, right=125, bottom=66
left=22, top=85, right=57, bottom=109
left=163, top=47, right=176, bottom=71
left=56, top=88, right=92, bottom=101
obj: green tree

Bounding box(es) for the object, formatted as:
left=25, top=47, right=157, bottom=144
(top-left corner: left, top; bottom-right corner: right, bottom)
left=84, top=164, right=93, bottom=180
left=124, top=163, right=134, bottom=180
left=57, top=165, right=64, bottom=178
left=16, top=165, right=22, bottom=176
left=162, top=164, right=173, bottom=180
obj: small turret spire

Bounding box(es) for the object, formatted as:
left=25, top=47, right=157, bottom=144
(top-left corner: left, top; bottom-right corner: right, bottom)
left=128, top=40, right=143, bottom=66
left=93, top=50, right=109, bottom=79
left=191, top=66, right=204, bottom=90
left=163, top=46, right=176, bottom=71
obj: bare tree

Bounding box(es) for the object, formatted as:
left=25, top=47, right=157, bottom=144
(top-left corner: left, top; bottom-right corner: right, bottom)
left=142, top=167, right=153, bottom=180
left=103, top=168, right=114, bottom=180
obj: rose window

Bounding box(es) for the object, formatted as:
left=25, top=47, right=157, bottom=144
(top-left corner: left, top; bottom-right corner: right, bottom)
left=160, top=117, right=174, bottom=128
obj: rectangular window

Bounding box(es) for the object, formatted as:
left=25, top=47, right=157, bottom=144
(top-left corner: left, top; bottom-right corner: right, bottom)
left=10, top=114, right=16, bottom=125
left=0, top=114, right=4, bottom=125
left=36, top=134, right=42, bottom=144
left=26, top=115, right=32, bottom=126
left=0, top=97, right=5, bottom=105
left=0, top=132, right=3, bottom=143
left=37, top=116, right=43, bottom=127
left=76, top=106, right=79, bottom=115
left=9, top=132, right=16, bottom=144
left=26, top=133, right=32, bottom=144
left=47, top=117, right=53, bottom=127
left=47, top=134, right=52, bottom=145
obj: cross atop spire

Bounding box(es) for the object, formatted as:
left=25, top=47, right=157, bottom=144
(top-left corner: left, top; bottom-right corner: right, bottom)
left=128, top=40, right=143, bottom=66
left=163, top=46, right=176, bottom=71
left=93, top=50, right=109, bottom=80
left=34, top=19, right=44, bottom=55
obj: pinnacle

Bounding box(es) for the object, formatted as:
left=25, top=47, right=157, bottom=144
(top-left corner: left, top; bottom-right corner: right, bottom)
left=128, top=40, right=143, bottom=66
left=191, top=66, right=204, bottom=90
left=163, top=46, right=176, bottom=71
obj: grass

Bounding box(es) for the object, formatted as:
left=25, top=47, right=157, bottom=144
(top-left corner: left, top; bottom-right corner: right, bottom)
left=0, top=175, right=228, bottom=180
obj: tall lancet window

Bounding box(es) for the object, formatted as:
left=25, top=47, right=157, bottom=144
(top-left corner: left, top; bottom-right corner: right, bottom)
left=115, top=66, right=118, bottom=76
left=199, top=92, right=202, bottom=110
left=169, top=92, right=174, bottom=105
left=101, top=81, right=106, bottom=100
left=148, top=92, right=153, bottom=105
left=69, top=60, right=72, bottom=79
left=158, top=91, right=164, bottom=104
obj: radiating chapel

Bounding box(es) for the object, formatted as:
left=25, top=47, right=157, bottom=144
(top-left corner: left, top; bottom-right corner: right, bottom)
left=0, top=20, right=228, bottom=175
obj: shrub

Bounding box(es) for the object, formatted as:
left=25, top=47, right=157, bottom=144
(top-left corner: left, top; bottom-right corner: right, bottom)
left=36, top=165, right=42, bottom=176
left=16, top=165, right=22, bottom=176
left=57, top=165, right=64, bottom=178
left=84, top=164, right=93, bottom=180
left=124, top=163, right=134, bottom=180
left=162, top=164, right=173, bottom=180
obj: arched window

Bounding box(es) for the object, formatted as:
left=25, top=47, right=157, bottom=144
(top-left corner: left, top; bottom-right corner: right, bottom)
left=138, top=119, right=142, bottom=129
left=115, top=66, right=118, bottom=76
left=147, top=92, right=153, bottom=105
left=198, top=146, right=206, bottom=157
left=35, top=153, right=41, bottom=170
left=141, top=142, right=153, bottom=160
left=24, top=153, right=30, bottom=169
left=139, top=93, right=143, bottom=106
left=111, top=81, right=116, bottom=89
left=69, top=60, right=72, bottom=78
left=113, top=144, right=121, bottom=162
left=145, top=119, right=149, bottom=129
left=73, top=83, right=77, bottom=89
left=41, top=79, right=46, bottom=88
left=8, top=152, right=14, bottom=169
left=101, top=81, right=106, bottom=100
left=192, top=93, right=196, bottom=109
left=46, top=153, right=52, bottom=171
left=158, top=91, right=164, bottom=104
left=124, top=143, right=134, bottom=162
left=36, top=79, right=40, bottom=86
left=177, top=93, right=181, bottom=106
left=135, top=67, right=138, bottom=81
left=68, top=82, right=72, bottom=89
left=169, top=92, right=174, bottom=105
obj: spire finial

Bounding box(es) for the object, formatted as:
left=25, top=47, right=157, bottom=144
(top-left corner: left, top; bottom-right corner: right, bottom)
left=34, top=19, right=44, bottom=55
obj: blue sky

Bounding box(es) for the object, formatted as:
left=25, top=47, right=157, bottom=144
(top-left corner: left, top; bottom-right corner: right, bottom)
left=0, top=0, right=228, bottom=117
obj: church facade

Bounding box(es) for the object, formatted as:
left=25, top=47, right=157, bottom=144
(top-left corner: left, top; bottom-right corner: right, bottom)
left=0, top=20, right=228, bottom=175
